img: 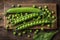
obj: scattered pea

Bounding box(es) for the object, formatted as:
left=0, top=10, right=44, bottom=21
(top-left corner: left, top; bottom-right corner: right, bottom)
left=30, top=30, right=32, bottom=33
left=23, top=31, right=26, bottom=34
left=18, top=33, right=21, bottom=36
left=27, top=35, right=31, bottom=38
left=33, top=5, right=36, bottom=8
left=52, top=11, right=54, bottom=14
left=17, top=4, right=21, bottom=7
left=44, top=5, right=48, bottom=8
left=38, top=6, right=42, bottom=9
left=13, top=32, right=16, bottom=35
left=47, top=24, right=50, bottom=27
left=52, top=16, right=55, bottom=19
left=11, top=5, right=15, bottom=7
left=41, top=27, right=44, bottom=30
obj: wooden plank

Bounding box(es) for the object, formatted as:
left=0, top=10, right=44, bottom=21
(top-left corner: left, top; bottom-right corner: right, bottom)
left=4, top=3, right=57, bottom=29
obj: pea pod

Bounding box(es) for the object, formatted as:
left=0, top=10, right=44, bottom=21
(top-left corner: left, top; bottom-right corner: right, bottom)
left=6, top=7, right=41, bottom=14
left=11, top=12, right=43, bottom=25
left=16, top=19, right=51, bottom=30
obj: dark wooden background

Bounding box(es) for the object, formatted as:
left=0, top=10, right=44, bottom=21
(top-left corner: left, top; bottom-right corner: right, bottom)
left=0, top=0, right=60, bottom=40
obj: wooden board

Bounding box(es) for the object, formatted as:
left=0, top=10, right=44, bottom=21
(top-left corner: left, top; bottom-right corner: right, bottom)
left=3, top=3, right=57, bottom=29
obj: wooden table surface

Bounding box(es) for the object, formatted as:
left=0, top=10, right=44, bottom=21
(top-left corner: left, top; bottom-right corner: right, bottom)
left=0, top=0, right=60, bottom=40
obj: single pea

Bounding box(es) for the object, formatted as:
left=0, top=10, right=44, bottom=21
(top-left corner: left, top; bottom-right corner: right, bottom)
left=37, top=16, right=40, bottom=20
left=47, top=24, right=50, bottom=27
left=30, top=30, right=32, bottom=33
left=47, top=10, right=50, bottom=13
left=44, top=12, right=46, bottom=14
left=13, top=32, right=16, bottom=35
left=36, top=29, right=39, bottom=32
left=45, top=8, right=48, bottom=11
left=27, top=35, right=31, bottom=38
left=48, top=15, right=50, bottom=17
left=36, top=21, right=39, bottom=24
left=45, top=20, right=48, bottom=23
left=42, top=8, right=45, bottom=11
left=28, top=16, right=30, bottom=18
left=52, top=20, right=56, bottom=23
left=44, top=5, right=48, bottom=8
left=17, top=28, right=20, bottom=30
left=41, top=27, right=44, bottom=30
left=7, top=16, right=10, bottom=19
left=27, top=24, right=30, bottom=26
left=38, top=6, right=42, bottom=9
left=6, top=25, right=9, bottom=29
left=11, top=5, right=15, bottom=7
left=22, top=25, right=25, bottom=29
left=19, top=27, right=22, bottom=29
left=25, top=13, right=28, bottom=15
left=49, top=12, right=51, bottom=15
left=33, top=5, right=36, bottom=8
left=17, top=4, right=21, bottom=7
left=17, top=17, right=19, bottom=18
left=33, top=35, right=38, bottom=39
left=52, top=11, right=54, bottom=14
left=18, top=33, right=21, bottom=36
left=38, top=21, right=41, bottom=24
left=23, top=31, right=26, bottom=34
left=52, top=16, right=55, bottom=19
left=42, top=20, right=44, bottom=23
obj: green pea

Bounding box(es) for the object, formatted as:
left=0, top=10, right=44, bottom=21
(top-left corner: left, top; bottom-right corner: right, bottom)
left=44, top=5, right=48, bottom=8
left=27, top=24, right=30, bottom=26
left=52, top=11, right=54, bottom=14
left=52, top=20, right=56, bottom=23
left=45, top=20, right=48, bottom=23
left=25, top=13, right=28, bottom=15
left=23, top=31, right=26, bottom=34
left=17, top=4, right=21, bottom=7
left=48, top=15, right=50, bottom=17
left=45, top=8, right=48, bottom=11
left=52, top=16, right=55, bottom=19
left=6, top=25, right=9, bottom=29
left=33, top=5, right=36, bottom=8
left=11, top=5, right=15, bottom=7
left=13, top=32, right=16, bottom=35
left=47, top=24, right=50, bottom=27
left=42, top=20, right=44, bottom=23
left=27, top=35, right=31, bottom=38
left=42, top=8, right=45, bottom=11
left=17, top=28, right=20, bottom=30
left=44, top=12, right=46, bottom=14
left=15, top=14, right=17, bottom=17
left=37, top=16, right=40, bottom=20
left=39, top=21, right=41, bottom=24
left=41, top=27, right=44, bottom=30
left=30, top=30, right=32, bottom=33
left=18, top=33, right=21, bottom=36
left=47, top=10, right=50, bottom=13
left=38, top=6, right=42, bottom=9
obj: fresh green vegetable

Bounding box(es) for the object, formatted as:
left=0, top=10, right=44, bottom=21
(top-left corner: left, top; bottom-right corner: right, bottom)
left=6, top=7, right=41, bottom=13
left=16, top=19, right=51, bottom=30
